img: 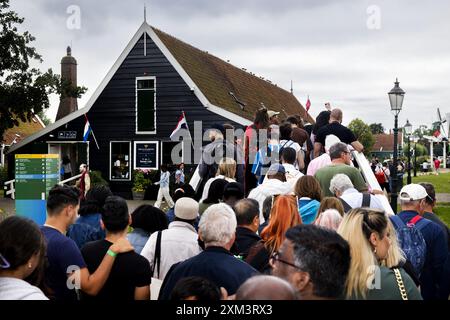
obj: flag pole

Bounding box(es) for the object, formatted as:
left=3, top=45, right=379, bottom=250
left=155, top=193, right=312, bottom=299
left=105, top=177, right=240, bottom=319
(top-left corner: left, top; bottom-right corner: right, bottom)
left=182, top=111, right=195, bottom=150
left=85, top=114, right=100, bottom=150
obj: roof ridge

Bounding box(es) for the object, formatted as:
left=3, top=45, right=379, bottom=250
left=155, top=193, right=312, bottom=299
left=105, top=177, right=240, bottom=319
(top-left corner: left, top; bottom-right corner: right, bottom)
left=151, top=26, right=292, bottom=95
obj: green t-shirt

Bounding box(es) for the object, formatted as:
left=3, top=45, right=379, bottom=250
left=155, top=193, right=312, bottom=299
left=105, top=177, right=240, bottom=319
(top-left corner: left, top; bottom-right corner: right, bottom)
left=314, top=164, right=367, bottom=197
left=350, top=266, right=423, bottom=300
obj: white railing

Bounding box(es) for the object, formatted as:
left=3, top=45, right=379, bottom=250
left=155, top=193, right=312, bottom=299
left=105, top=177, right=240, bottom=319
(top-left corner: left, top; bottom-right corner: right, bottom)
left=3, top=173, right=82, bottom=200
left=58, top=173, right=82, bottom=186
left=4, top=179, right=15, bottom=200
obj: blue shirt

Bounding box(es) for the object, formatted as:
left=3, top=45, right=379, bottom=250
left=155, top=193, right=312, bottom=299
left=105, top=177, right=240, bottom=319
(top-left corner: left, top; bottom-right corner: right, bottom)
left=41, top=226, right=87, bottom=301
left=298, top=198, right=320, bottom=224
left=127, top=228, right=150, bottom=254
left=159, top=246, right=257, bottom=300
left=158, top=171, right=170, bottom=188
left=252, top=144, right=281, bottom=184
left=395, top=210, right=449, bottom=300
left=67, top=213, right=105, bottom=249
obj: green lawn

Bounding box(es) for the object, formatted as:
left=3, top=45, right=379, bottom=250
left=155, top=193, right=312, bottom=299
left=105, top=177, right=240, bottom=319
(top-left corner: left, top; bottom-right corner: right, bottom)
left=404, top=172, right=450, bottom=193
left=435, top=203, right=450, bottom=227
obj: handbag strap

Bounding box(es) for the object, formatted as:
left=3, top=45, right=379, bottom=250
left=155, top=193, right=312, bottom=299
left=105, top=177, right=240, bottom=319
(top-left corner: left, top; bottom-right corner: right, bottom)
left=393, top=268, right=408, bottom=300
left=152, top=231, right=163, bottom=278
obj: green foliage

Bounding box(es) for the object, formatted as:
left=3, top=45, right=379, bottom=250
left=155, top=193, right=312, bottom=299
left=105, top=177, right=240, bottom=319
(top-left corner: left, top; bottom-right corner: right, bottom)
left=0, top=165, right=7, bottom=187
left=36, top=110, right=51, bottom=126
left=0, top=0, right=87, bottom=138
left=89, top=170, right=108, bottom=187
left=132, top=169, right=152, bottom=192
left=348, top=118, right=375, bottom=156
left=369, top=123, right=385, bottom=134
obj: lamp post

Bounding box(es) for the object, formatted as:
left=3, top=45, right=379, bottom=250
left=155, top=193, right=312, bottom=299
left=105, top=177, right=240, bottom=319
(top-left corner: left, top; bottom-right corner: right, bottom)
left=388, top=78, right=405, bottom=214
left=412, top=136, right=418, bottom=177
left=404, top=119, right=412, bottom=184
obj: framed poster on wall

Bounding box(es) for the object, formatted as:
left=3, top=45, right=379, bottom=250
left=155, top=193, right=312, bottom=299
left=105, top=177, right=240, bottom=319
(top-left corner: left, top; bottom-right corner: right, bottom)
left=134, top=141, right=158, bottom=170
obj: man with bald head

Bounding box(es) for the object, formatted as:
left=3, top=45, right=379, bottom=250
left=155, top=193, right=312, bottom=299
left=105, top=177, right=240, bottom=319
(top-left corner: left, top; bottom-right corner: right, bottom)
left=235, top=275, right=297, bottom=300
left=314, top=108, right=364, bottom=157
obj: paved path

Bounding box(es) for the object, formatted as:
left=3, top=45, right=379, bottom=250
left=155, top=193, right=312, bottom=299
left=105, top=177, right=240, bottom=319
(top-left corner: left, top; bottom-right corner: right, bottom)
left=0, top=198, right=165, bottom=218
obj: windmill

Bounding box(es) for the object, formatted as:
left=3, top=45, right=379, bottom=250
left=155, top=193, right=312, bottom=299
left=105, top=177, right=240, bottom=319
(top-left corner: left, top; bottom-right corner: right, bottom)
left=436, top=108, right=448, bottom=168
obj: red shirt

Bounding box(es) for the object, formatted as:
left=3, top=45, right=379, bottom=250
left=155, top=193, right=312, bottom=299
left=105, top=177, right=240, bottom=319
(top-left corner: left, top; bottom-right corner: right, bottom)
left=434, top=159, right=440, bottom=169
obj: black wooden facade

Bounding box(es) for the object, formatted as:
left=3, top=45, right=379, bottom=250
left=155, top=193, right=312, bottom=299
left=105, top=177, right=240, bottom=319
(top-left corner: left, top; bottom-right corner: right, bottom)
left=7, top=31, right=240, bottom=198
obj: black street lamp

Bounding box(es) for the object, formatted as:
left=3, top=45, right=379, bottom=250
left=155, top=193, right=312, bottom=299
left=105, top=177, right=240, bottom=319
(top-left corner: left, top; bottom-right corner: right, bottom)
left=404, top=119, right=412, bottom=184
left=412, top=136, right=418, bottom=177
left=388, top=78, right=405, bottom=214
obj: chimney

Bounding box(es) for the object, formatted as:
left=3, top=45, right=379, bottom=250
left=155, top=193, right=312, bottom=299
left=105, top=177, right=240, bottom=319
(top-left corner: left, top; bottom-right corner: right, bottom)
left=55, top=46, right=78, bottom=121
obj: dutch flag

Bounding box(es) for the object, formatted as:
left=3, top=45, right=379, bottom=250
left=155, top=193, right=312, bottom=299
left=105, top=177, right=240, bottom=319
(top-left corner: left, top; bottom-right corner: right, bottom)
left=170, top=112, right=189, bottom=139
left=83, top=116, right=92, bottom=142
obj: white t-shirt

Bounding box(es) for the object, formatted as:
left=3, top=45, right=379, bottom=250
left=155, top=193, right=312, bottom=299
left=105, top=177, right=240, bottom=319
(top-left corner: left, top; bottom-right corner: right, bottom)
left=0, top=277, right=48, bottom=300
left=279, top=140, right=301, bottom=153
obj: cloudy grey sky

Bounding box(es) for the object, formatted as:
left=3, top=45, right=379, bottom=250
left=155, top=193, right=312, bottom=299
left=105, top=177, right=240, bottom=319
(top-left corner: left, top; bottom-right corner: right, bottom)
left=10, top=0, right=450, bottom=132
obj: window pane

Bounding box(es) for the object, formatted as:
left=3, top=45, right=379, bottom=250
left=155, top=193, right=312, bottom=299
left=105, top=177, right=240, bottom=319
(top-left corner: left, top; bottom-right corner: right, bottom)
left=137, top=90, right=155, bottom=131
left=111, top=142, right=130, bottom=180
left=137, top=79, right=154, bottom=89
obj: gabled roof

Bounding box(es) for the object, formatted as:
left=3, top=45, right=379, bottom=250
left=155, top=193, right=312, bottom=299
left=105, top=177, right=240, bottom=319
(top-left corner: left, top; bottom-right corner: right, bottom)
left=372, top=133, right=403, bottom=152
left=153, top=28, right=314, bottom=124
left=8, top=22, right=312, bottom=153
left=2, top=115, right=45, bottom=146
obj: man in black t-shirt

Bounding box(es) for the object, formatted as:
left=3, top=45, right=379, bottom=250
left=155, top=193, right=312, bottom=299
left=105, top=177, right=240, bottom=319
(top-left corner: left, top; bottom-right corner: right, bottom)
left=314, top=108, right=364, bottom=157
left=81, top=196, right=151, bottom=300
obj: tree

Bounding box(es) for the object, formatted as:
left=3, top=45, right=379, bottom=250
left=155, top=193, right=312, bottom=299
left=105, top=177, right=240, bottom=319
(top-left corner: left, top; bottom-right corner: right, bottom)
left=369, top=123, right=385, bottom=134
left=36, top=110, right=51, bottom=126
left=0, top=0, right=86, bottom=139
left=348, top=118, right=375, bottom=156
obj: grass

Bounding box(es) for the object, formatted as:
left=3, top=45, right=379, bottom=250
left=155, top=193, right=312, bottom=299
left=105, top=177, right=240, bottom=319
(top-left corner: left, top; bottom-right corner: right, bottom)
left=434, top=203, right=450, bottom=227
left=403, top=172, right=450, bottom=193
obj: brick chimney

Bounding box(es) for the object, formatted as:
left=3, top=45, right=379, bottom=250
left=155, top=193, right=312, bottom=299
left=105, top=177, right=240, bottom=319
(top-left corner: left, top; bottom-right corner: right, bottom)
left=55, top=46, right=78, bottom=121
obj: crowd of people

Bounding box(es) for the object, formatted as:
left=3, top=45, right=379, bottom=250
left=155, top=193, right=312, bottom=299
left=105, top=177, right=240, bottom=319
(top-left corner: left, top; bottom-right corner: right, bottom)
left=1, top=107, right=449, bottom=301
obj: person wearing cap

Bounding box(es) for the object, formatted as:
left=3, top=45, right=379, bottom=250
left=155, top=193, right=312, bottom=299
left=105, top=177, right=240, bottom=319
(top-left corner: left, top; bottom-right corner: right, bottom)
left=248, top=163, right=293, bottom=222
left=314, top=108, right=364, bottom=158
left=268, top=110, right=280, bottom=125
left=391, top=183, right=449, bottom=300
left=198, top=123, right=244, bottom=190
left=141, top=198, right=202, bottom=282
left=159, top=204, right=258, bottom=300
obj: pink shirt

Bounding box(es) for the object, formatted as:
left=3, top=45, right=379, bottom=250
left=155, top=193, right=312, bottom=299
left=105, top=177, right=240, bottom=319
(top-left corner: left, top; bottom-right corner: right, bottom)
left=307, top=153, right=331, bottom=176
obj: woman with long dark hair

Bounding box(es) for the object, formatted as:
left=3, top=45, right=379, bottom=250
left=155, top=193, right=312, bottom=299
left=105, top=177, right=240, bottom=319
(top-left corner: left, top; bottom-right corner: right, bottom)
left=0, top=216, right=48, bottom=300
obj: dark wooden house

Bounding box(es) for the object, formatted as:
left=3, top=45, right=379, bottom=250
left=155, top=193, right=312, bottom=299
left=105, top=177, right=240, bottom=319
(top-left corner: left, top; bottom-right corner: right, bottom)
left=7, top=22, right=310, bottom=197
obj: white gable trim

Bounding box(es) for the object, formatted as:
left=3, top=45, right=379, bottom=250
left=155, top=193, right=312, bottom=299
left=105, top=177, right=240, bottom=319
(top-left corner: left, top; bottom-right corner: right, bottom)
left=146, top=25, right=252, bottom=126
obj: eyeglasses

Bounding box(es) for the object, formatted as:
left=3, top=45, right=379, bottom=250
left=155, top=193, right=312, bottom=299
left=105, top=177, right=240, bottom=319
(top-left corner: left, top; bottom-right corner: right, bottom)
left=270, top=251, right=302, bottom=270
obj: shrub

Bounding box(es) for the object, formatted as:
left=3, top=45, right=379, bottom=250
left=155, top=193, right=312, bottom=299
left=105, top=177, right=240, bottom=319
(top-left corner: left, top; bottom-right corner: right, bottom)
left=90, top=170, right=109, bottom=187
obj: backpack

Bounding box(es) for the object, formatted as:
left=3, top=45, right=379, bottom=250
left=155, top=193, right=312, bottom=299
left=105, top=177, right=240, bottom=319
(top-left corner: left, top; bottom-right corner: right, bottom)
left=390, top=215, right=430, bottom=277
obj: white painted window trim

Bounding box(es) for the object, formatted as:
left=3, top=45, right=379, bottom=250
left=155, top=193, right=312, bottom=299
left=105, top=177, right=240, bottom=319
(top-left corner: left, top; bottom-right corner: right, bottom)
left=110, top=141, right=132, bottom=181
left=133, top=141, right=159, bottom=170
left=135, top=76, right=157, bottom=134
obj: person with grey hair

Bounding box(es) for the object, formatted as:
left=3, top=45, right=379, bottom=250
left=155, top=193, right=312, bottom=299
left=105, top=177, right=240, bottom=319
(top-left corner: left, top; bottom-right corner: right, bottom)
left=314, top=108, right=364, bottom=157
left=390, top=184, right=449, bottom=300
left=329, top=174, right=384, bottom=212
left=314, top=142, right=367, bottom=197
left=235, top=275, right=297, bottom=300
left=158, top=203, right=257, bottom=300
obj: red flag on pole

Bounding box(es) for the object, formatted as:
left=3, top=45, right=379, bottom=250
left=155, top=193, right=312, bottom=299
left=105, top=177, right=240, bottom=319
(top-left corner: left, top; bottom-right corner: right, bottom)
left=305, top=95, right=311, bottom=113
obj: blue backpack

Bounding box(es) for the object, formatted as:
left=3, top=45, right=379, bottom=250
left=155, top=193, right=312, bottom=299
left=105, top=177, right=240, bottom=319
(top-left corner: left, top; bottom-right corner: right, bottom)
left=390, top=215, right=430, bottom=277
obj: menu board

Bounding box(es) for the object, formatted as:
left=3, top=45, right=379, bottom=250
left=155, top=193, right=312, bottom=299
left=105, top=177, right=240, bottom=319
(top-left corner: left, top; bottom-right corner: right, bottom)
left=135, top=142, right=158, bottom=169
left=15, top=154, right=60, bottom=225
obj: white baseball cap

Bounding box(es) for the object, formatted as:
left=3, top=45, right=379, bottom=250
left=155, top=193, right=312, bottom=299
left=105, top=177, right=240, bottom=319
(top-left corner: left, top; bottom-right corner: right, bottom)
left=399, top=184, right=429, bottom=201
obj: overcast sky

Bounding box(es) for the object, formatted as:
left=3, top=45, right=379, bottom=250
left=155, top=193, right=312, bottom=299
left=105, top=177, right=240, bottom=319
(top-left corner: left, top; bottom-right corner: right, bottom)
left=10, top=0, right=450, bottom=133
